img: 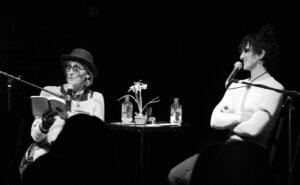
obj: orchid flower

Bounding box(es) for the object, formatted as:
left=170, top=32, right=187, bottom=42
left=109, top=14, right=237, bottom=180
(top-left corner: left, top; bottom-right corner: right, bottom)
left=118, top=81, right=159, bottom=117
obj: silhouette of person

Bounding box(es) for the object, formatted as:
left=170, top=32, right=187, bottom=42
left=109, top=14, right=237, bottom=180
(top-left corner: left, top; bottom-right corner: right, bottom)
left=21, top=114, right=116, bottom=185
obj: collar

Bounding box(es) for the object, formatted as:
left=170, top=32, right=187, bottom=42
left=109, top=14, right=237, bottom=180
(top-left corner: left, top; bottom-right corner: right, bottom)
left=60, top=85, right=90, bottom=101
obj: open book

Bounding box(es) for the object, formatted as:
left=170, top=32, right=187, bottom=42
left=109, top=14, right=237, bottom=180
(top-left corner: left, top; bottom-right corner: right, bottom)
left=30, top=95, right=67, bottom=119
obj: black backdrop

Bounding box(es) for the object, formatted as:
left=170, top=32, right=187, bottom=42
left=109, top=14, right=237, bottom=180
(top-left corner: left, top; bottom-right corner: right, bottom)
left=1, top=1, right=300, bottom=185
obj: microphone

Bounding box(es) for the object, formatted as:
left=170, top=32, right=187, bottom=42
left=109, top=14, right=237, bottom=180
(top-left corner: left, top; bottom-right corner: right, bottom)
left=65, top=84, right=73, bottom=111
left=225, top=61, right=243, bottom=89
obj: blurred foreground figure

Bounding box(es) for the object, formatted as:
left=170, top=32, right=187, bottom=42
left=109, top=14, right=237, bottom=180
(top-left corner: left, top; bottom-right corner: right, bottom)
left=21, top=114, right=116, bottom=185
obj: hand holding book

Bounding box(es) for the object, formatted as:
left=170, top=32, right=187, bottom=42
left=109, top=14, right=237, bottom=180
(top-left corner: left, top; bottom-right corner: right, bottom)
left=31, top=95, right=68, bottom=119
left=40, top=109, right=59, bottom=133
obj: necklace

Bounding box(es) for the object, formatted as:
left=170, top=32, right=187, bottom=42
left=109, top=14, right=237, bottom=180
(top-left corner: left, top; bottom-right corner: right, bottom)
left=249, top=71, right=268, bottom=82
left=73, top=92, right=84, bottom=107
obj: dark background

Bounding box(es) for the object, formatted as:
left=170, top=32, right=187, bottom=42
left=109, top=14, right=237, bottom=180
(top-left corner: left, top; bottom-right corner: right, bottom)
left=1, top=1, right=300, bottom=185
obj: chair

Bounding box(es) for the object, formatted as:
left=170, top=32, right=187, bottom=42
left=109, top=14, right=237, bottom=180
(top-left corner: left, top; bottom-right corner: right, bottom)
left=267, top=97, right=289, bottom=185
left=268, top=117, right=285, bottom=167
left=189, top=101, right=288, bottom=185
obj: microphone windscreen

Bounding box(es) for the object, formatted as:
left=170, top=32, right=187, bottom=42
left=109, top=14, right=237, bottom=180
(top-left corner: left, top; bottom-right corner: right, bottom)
left=66, top=84, right=74, bottom=91
left=65, top=84, right=73, bottom=111
left=234, top=61, right=243, bottom=70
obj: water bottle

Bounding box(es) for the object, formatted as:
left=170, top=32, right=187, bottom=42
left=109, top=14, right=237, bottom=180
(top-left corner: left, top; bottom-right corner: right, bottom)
left=170, top=98, right=182, bottom=125
left=121, top=95, right=133, bottom=123
left=145, top=106, right=155, bottom=124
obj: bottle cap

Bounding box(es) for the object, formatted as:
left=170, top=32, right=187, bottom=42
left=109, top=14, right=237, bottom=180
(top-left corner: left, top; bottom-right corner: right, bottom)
left=174, top=98, right=179, bottom=103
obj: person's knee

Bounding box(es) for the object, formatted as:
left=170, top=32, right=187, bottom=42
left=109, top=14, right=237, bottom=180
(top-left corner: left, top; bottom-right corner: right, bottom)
left=168, top=167, right=177, bottom=185
left=168, top=154, right=199, bottom=185
left=168, top=165, right=191, bottom=185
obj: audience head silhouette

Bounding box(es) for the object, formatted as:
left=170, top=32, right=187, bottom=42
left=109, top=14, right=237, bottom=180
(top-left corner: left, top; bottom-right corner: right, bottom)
left=22, top=114, right=114, bottom=185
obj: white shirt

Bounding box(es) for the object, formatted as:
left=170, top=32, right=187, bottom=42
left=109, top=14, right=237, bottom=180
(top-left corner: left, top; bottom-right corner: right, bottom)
left=30, top=85, right=105, bottom=160
left=210, top=76, right=284, bottom=148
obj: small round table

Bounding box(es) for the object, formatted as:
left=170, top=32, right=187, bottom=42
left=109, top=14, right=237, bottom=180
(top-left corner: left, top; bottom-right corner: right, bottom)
left=108, top=122, right=182, bottom=185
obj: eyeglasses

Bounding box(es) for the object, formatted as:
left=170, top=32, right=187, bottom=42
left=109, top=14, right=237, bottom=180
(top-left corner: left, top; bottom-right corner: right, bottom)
left=64, top=64, right=85, bottom=74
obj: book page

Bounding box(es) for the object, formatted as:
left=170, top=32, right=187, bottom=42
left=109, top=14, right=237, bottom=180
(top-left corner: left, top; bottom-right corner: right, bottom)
left=48, top=97, right=67, bottom=119
left=31, top=96, right=50, bottom=117
left=31, top=96, right=67, bottom=119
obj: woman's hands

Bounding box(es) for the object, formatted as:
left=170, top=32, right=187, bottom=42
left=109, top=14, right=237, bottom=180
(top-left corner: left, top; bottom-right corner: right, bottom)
left=39, top=109, right=59, bottom=133
left=221, top=106, right=233, bottom=113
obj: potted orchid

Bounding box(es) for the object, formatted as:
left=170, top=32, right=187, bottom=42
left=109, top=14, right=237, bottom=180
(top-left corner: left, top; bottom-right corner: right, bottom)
left=118, top=80, right=160, bottom=124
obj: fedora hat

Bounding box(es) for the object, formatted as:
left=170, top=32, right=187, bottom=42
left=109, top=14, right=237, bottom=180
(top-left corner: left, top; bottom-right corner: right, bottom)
left=61, top=48, right=98, bottom=77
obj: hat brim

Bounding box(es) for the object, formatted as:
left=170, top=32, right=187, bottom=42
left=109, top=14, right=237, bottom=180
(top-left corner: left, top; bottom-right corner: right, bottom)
left=61, top=55, right=98, bottom=77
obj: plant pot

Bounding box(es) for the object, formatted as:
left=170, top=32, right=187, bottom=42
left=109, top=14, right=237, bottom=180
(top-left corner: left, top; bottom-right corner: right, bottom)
left=134, top=116, right=147, bottom=125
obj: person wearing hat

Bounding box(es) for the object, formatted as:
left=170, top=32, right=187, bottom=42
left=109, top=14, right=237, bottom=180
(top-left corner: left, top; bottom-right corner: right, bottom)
left=19, top=48, right=104, bottom=177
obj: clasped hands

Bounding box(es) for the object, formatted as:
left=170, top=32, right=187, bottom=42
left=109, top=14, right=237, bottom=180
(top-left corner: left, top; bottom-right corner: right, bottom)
left=220, top=106, right=233, bottom=113
left=221, top=105, right=250, bottom=123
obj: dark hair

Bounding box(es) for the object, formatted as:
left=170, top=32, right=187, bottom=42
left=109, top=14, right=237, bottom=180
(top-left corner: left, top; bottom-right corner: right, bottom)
left=238, top=24, right=279, bottom=72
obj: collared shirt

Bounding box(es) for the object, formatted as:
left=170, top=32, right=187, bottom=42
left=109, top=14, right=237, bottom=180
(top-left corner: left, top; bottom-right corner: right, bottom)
left=30, top=85, right=104, bottom=161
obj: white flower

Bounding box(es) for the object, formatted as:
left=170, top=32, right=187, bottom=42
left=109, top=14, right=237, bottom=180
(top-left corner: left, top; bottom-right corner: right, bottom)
left=118, top=80, right=159, bottom=116
left=128, top=81, right=147, bottom=93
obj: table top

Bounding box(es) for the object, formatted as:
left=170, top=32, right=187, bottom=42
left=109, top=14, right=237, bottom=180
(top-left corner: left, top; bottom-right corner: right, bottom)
left=107, top=121, right=182, bottom=132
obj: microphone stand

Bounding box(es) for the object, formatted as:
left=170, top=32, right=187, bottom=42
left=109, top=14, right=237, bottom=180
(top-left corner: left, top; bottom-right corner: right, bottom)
left=0, top=70, right=63, bottom=99
left=1, top=70, right=65, bottom=185
left=231, top=79, right=300, bottom=185
left=7, top=77, right=13, bottom=111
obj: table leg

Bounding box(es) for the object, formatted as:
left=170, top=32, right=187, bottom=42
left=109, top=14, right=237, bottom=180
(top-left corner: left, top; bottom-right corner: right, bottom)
left=140, top=130, right=145, bottom=185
